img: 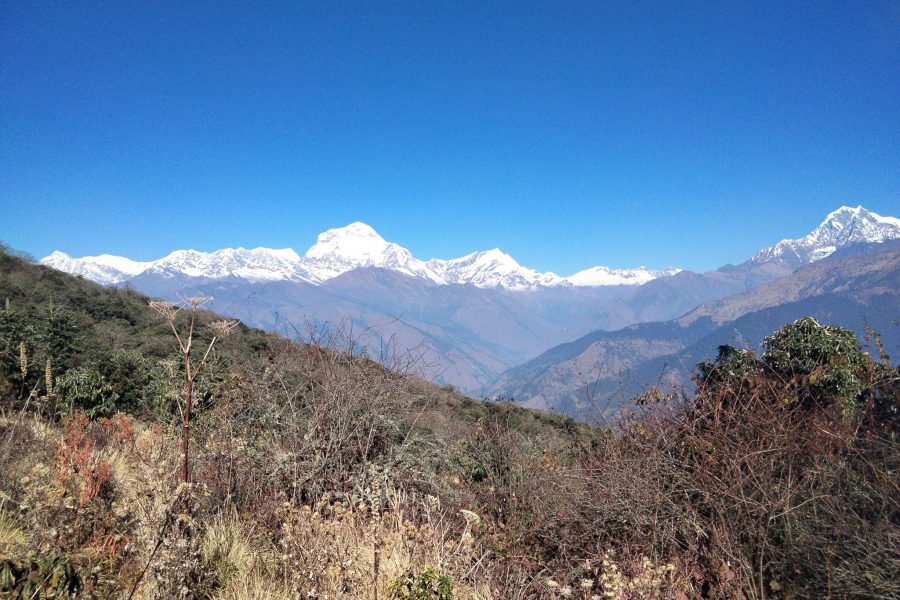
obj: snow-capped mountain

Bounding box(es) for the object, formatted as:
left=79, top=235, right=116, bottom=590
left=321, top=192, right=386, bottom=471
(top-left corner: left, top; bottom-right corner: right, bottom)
left=40, top=222, right=676, bottom=291
left=423, top=250, right=679, bottom=290
left=144, top=247, right=304, bottom=281
left=42, top=247, right=307, bottom=284
left=428, top=249, right=564, bottom=291
left=565, top=265, right=682, bottom=286
left=304, top=222, right=446, bottom=284
left=41, top=251, right=151, bottom=285
left=304, top=224, right=680, bottom=289
left=750, top=205, right=900, bottom=267
left=35, top=205, right=900, bottom=395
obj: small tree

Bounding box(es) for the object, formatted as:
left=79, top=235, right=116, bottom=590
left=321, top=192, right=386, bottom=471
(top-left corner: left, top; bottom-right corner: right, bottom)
left=150, top=296, right=238, bottom=483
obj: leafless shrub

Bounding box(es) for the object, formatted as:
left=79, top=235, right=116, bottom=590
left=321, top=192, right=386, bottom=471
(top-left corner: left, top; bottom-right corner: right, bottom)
left=150, top=296, right=238, bottom=483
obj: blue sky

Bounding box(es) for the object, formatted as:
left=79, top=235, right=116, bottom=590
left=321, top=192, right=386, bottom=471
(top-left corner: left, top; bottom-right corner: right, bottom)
left=1, top=1, right=897, bottom=274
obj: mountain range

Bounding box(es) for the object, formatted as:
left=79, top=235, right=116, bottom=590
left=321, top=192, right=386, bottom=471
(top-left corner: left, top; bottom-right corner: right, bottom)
left=43, top=221, right=679, bottom=290
left=40, top=205, right=900, bottom=398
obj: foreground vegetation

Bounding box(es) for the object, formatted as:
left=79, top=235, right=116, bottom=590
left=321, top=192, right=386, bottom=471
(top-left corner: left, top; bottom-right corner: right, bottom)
left=1, top=246, right=897, bottom=598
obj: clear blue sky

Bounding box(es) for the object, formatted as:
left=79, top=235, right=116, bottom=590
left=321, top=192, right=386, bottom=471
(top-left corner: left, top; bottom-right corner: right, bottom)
left=1, top=1, right=898, bottom=273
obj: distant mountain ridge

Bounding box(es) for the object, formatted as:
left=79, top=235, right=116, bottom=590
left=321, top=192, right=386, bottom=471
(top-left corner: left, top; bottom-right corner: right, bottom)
left=42, top=221, right=679, bottom=291
left=570, top=206, right=900, bottom=331
left=38, top=205, right=900, bottom=394
left=485, top=242, right=900, bottom=415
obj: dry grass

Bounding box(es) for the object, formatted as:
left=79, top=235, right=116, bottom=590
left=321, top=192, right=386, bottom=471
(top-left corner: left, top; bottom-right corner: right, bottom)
left=0, top=509, right=29, bottom=558
left=0, top=408, right=497, bottom=597
left=212, top=576, right=296, bottom=600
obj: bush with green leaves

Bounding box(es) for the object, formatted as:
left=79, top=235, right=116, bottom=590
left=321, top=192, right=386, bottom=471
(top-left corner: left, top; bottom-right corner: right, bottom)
left=680, top=317, right=899, bottom=598
left=388, top=568, right=453, bottom=600
left=54, top=367, right=120, bottom=419
left=763, top=316, right=868, bottom=415
left=697, top=317, right=878, bottom=422
left=0, top=307, right=86, bottom=400
left=695, top=344, right=760, bottom=394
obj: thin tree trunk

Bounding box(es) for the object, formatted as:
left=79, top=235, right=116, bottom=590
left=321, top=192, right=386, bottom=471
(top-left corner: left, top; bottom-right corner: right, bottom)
left=182, top=351, right=193, bottom=483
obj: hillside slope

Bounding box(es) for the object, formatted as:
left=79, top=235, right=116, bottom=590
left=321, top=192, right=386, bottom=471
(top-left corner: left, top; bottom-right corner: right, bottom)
left=0, top=243, right=582, bottom=432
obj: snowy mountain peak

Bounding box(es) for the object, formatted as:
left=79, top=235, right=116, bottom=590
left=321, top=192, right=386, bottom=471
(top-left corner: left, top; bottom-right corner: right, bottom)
left=825, top=204, right=864, bottom=221
left=305, top=222, right=390, bottom=262
left=265, top=247, right=303, bottom=262
left=301, top=222, right=446, bottom=283
left=751, top=205, right=900, bottom=266
left=445, top=248, right=521, bottom=270
left=565, top=265, right=682, bottom=287
left=478, top=248, right=524, bottom=270
left=821, top=205, right=900, bottom=229
left=40, top=251, right=151, bottom=285
left=482, top=247, right=513, bottom=260
left=428, top=249, right=564, bottom=290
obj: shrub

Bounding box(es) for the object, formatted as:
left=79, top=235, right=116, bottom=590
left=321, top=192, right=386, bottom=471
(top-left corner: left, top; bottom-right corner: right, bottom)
left=763, top=316, right=868, bottom=416
left=55, top=368, right=120, bottom=419
left=389, top=568, right=453, bottom=600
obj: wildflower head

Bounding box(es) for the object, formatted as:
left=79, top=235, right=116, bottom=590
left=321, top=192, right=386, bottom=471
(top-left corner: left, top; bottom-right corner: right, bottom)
left=150, top=300, right=179, bottom=322
left=209, top=319, right=240, bottom=337
left=459, top=509, right=480, bottom=525
left=19, top=341, right=27, bottom=376
left=185, top=295, right=212, bottom=308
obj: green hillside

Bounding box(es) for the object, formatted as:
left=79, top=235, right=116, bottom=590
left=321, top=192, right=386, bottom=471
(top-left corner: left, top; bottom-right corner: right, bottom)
left=0, top=245, right=575, bottom=432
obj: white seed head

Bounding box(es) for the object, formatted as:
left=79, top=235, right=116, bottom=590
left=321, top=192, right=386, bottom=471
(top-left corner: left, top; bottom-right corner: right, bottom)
left=459, top=509, right=481, bottom=524
left=185, top=295, right=212, bottom=307
left=149, top=300, right=179, bottom=321
left=209, top=319, right=240, bottom=337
